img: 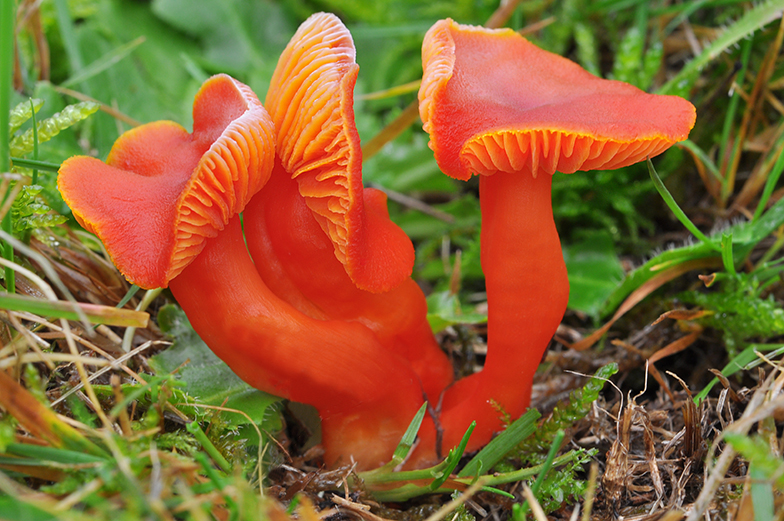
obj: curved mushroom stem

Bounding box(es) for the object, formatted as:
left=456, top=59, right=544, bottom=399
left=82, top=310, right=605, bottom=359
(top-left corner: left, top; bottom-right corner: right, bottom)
left=243, top=166, right=454, bottom=402
left=169, top=216, right=433, bottom=469
left=436, top=170, right=569, bottom=453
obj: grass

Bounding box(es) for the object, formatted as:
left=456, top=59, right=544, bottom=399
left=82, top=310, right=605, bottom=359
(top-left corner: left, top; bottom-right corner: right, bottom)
left=2, top=0, right=784, bottom=519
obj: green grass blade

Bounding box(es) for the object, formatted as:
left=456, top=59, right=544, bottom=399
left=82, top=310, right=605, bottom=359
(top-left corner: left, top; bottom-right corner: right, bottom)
left=694, top=343, right=784, bottom=402
left=9, top=158, right=61, bottom=172
left=458, top=409, right=541, bottom=478
left=0, top=0, right=12, bottom=173
left=29, top=99, right=39, bottom=186
left=61, top=36, right=146, bottom=89
left=1, top=0, right=14, bottom=294
left=752, top=137, right=784, bottom=222
left=648, top=159, right=719, bottom=250
left=659, top=1, right=784, bottom=96
left=718, top=35, right=753, bottom=196
left=429, top=422, right=474, bottom=490
left=5, top=443, right=107, bottom=465
left=0, top=292, right=149, bottom=327
left=391, top=402, right=427, bottom=466
left=517, top=430, right=566, bottom=518
left=678, top=140, right=721, bottom=183
left=721, top=233, right=736, bottom=275
left=53, top=0, right=87, bottom=92
left=0, top=495, right=60, bottom=521
left=186, top=421, right=232, bottom=474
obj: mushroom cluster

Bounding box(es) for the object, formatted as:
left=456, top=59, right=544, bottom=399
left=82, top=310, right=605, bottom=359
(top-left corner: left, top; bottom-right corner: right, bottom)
left=57, top=14, right=695, bottom=471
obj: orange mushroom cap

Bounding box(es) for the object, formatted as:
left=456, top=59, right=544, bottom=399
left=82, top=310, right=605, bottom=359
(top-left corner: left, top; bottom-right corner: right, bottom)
left=419, top=19, right=696, bottom=181
left=264, top=12, right=414, bottom=293
left=58, top=74, right=275, bottom=289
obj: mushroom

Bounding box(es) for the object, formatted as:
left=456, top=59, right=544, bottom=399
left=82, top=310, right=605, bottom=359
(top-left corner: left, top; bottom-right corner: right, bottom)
left=58, top=73, right=430, bottom=469
left=243, top=13, right=453, bottom=402
left=418, top=19, right=696, bottom=453
left=58, top=74, right=274, bottom=289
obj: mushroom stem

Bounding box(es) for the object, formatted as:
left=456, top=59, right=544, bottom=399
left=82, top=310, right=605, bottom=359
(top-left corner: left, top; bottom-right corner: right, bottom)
left=169, top=216, right=431, bottom=469
left=438, top=169, right=569, bottom=451
left=243, top=166, right=454, bottom=402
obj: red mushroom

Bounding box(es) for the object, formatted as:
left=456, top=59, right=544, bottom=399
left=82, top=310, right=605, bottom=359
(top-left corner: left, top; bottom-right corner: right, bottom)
left=58, top=74, right=430, bottom=469
left=418, top=19, right=696, bottom=454
left=243, top=13, right=453, bottom=402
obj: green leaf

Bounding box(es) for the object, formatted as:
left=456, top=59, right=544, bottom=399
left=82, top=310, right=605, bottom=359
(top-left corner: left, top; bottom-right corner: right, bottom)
left=426, top=290, right=487, bottom=333
left=563, top=232, right=624, bottom=316
left=151, top=0, right=292, bottom=87
left=150, top=305, right=281, bottom=429
left=0, top=496, right=60, bottom=521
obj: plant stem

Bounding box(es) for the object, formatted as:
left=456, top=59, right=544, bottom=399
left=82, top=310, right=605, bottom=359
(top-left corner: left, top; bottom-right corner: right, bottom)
left=30, top=98, right=38, bottom=185
left=1, top=0, right=16, bottom=292
left=10, top=157, right=61, bottom=172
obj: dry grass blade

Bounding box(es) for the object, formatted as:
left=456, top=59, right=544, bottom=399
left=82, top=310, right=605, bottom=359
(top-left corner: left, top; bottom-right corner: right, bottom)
left=368, top=183, right=455, bottom=223
left=685, top=371, right=784, bottom=521
left=580, top=462, right=598, bottom=521
left=521, top=484, right=548, bottom=521
left=568, top=258, right=721, bottom=351
left=423, top=478, right=489, bottom=521
left=0, top=369, right=106, bottom=457
left=361, top=102, right=419, bottom=161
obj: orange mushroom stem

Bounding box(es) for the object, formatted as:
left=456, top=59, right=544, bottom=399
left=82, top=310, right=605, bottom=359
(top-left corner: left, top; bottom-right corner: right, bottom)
left=418, top=19, right=696, bottom=454
left=171, top=216, right=430, bottom=468
left=57, top=73, right=433, bottom=469
left=243, top=13, right=453, bottom=403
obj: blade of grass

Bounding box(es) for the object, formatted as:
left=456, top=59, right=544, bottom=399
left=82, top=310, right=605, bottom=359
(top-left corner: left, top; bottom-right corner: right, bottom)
left=721, top=232, right=736, bottom=275
left=360, top=80, right=421, bottom=101
left=0, top=370, right=108, bottom=458
left=9, top=158, right=60, bottom=172
left=458, top=409, right=540, bottom=477
left=0, top=292, right=149, bottom=327
left=61, top=36, right=146, bottom=89
left=186, top=421, right=232, bottom=474
left=752, top=139, right=784, bottom=222
left=5, top=443, right=107, bottom=465
left=29, top=99, right=39, bottom=186
left=0, top=0, right=12, bottom=173
left=659, top=1, right=784, bottom=96
left=511, top=430, right=565, bottom=519
left=693, top=343, right=784, bottom=402
left=718, top=36, right=753, bottom=184
left=648, top=159, right=719, bottom=249
left=430, top=422, right=475, bottom=491
left=53, top=0, right=88, bottom=94
left=116, top=284, right=140, bottom=309
left=1, top=0, right=14, bottom=293
left=391, top=402, right=427, bottom=467
left=0, top=229, right=90, bottom=326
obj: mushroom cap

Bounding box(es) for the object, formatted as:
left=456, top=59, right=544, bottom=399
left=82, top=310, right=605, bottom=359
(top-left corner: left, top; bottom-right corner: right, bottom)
left=58, top=74, right=275, bottom=289
left=264, top=12, right=414, bottom=293
left=419, top=19, right=696, bottom=181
